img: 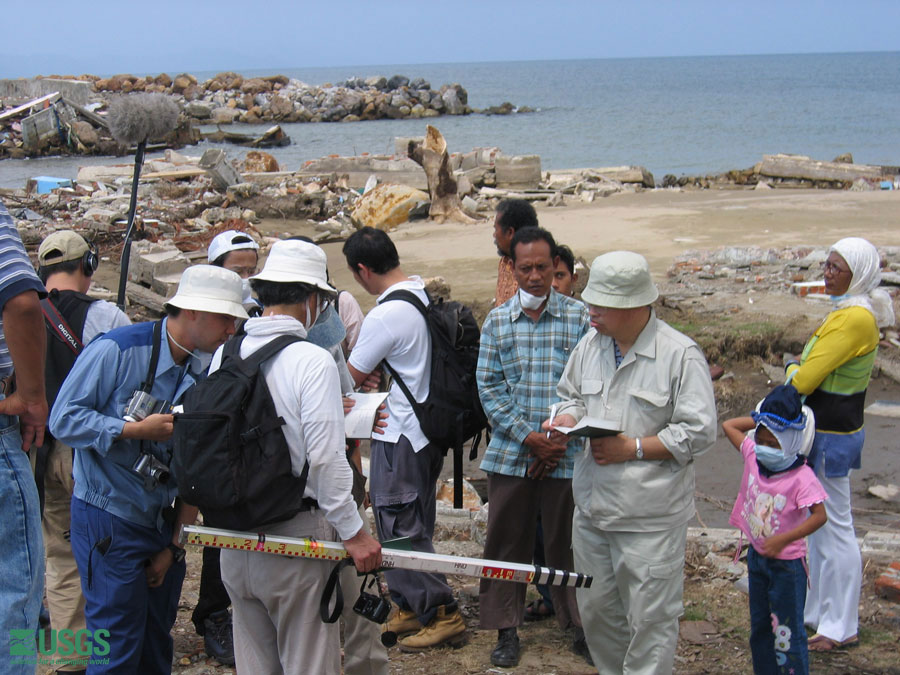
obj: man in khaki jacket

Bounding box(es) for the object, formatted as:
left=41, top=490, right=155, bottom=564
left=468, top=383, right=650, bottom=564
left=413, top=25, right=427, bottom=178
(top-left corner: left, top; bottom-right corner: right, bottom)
left=546, top=251, right=717, bottom=674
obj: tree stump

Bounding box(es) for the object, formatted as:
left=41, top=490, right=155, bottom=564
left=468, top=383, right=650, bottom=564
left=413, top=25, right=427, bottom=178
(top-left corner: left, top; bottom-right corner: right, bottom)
left=407, top=125, right=477, bottom=224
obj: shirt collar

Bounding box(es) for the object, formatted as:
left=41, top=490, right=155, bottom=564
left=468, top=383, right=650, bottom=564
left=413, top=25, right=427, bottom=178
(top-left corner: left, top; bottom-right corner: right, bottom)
left=158, top=316, right=208, bottom=378
left=511, top=288, right=562, bottom=321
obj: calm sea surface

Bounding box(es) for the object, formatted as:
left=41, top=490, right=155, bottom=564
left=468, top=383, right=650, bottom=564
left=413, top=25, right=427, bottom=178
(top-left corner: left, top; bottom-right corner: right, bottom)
left=2, top=52, right=899, bottom=189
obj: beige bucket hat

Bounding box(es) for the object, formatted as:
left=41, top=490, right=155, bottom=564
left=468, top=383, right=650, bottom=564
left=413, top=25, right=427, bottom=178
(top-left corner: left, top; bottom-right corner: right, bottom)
left=582, top=251, right=659, bottom=308
left=166, top=264, right=248, bottom=319
left=250, top=240, right=337, bottom=294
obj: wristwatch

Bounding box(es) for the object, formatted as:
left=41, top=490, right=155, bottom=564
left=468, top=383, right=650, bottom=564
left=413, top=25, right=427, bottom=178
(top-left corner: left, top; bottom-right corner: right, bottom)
left=634, top=437, right=644, bottom=460
left=167, top=543, right=186, bottom=564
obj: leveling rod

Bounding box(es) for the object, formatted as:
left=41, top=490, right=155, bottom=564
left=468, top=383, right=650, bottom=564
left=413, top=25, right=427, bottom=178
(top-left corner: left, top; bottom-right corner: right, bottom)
left=183, top=525, right=592, bottom=588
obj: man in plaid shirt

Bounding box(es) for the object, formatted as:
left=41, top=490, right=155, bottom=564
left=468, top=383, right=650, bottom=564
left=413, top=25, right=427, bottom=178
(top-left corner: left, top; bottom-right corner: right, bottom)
left=476, top=226, right=590, bottom=668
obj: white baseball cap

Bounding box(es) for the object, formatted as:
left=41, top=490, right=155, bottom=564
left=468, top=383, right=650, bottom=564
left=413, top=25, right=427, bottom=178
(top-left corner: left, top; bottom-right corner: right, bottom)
left=251, top=240, right=337, bottom=294
left=582, top=251, right=659, bottom=309
left=166, top=265, right=249, bottom=319
left=207, top=230, right=259, bottom=264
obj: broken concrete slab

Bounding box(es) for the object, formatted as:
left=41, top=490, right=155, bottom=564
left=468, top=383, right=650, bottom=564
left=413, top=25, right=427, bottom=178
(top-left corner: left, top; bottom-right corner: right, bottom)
left=494, top=155, right=542, bottom=189
left=128, top=241, right=190, bottom=286
left=758, top=154, right=884, bottom=183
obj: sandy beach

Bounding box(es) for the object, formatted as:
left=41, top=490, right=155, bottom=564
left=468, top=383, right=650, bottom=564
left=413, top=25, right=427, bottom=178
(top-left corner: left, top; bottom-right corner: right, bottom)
left=315, top=187, right=900, bottom=309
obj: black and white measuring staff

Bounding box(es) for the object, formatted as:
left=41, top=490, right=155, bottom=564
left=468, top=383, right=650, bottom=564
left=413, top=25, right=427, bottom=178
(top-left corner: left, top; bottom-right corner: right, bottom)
left=182, top=524, right=592, bottom=588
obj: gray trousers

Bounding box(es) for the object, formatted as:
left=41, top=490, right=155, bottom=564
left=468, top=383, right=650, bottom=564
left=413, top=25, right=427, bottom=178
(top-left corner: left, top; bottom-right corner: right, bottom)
left=369, top=436, right=454, bottom=626
left=479, top=473, right=580, bottom=631
left=221, top=510, right=340, bottom=675
left=573, top=509, right=687, bottom=675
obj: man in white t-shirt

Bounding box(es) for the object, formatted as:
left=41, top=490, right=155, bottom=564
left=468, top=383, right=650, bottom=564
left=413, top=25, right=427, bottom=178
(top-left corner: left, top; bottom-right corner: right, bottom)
left=342, top=227, right=467, bottom=652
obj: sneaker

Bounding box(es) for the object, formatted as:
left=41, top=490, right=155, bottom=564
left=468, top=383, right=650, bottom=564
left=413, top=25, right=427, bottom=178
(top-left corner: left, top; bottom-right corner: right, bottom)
left=202, top=609, right=235, bottom=666
left=398, top=605, right=467, bottom=652
left=490, top=627, right=520, bottom=667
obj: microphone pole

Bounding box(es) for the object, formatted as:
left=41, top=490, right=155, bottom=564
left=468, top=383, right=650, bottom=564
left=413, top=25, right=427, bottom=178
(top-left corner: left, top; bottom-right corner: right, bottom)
left=117, top=139, right=146, bottom=309
left=106, top=93, right=180, bottom=310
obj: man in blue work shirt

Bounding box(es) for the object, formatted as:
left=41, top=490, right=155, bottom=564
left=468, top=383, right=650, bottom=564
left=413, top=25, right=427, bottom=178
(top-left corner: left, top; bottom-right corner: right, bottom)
left=476, top=226, right=590, bottom=668
left=0, top=200, right=49, bottom=675
left=50, top=265, right=247, bottom=674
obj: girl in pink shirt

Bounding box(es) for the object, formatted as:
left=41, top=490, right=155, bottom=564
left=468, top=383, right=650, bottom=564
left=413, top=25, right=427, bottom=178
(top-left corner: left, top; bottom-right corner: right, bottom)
left=723, top=385, right=827, bottom=675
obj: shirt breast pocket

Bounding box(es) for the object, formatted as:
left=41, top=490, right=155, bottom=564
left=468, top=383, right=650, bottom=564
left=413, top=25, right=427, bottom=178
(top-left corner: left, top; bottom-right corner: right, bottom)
left=628, top=387, right=672, bottom=432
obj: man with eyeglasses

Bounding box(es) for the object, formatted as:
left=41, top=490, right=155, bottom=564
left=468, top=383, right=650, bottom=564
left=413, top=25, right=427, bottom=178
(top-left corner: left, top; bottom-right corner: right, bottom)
left=208, top=229, right=262, bottom=317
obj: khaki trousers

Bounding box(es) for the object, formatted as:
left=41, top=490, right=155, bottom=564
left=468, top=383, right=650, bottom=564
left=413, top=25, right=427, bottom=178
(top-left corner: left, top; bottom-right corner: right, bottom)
left=340, top=506, right=389, bottom=675
left=33, top=439, right=87, bottom=669
left=573, top=510, right=687, bottom=675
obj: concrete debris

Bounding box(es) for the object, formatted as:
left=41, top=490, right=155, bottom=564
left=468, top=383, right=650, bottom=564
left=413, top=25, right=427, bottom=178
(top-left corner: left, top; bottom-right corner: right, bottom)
left=867, top=484, right=900, bottom=503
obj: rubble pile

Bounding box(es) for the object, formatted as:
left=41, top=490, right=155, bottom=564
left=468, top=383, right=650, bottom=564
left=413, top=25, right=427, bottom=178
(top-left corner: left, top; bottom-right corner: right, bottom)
left=666, top=245, right=900, bottom=301
left=661, top=153, right=900, bottom=191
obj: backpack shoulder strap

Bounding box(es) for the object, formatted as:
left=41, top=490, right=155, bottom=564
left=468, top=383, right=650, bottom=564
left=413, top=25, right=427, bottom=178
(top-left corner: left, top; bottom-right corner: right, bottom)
left=236, top=334, right=306, bottom=374
left=41, top=296, right=85, bottom=356
left=381, top=289, right=431, bottom=321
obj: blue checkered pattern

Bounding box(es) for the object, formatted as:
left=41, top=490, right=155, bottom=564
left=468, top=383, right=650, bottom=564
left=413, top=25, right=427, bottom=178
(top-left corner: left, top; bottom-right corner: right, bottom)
left=477, top=290, right=588, bottom=478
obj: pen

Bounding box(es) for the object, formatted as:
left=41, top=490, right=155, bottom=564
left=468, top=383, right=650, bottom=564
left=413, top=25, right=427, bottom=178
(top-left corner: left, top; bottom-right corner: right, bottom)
left=546, top=403, right=558, bottom=438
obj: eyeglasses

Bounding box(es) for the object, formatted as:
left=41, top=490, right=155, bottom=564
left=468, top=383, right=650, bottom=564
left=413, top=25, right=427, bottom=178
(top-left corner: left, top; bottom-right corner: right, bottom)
left=822, top=261, right=851, bottom=276
left=230, top=266, right=258, bottom=279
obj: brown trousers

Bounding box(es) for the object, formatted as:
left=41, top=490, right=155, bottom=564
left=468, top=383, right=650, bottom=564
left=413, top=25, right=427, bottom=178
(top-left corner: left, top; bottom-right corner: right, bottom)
left=479, top=473, right=580, bottom=631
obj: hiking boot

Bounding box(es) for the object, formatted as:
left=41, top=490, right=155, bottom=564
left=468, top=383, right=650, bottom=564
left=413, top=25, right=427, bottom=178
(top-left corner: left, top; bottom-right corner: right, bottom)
left=202, top=609, right=235, bottom=666
left=490, top=627, right=520, bottom=667
left=572, top=626, right=594, bottom=666
left=398, top=605, right=467, bottom=652
left=384, top=607, right=422, bottom=637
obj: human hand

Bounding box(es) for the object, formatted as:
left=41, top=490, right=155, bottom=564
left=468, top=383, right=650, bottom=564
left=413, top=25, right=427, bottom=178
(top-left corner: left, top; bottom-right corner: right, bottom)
left=542, top=413, right=575, bottom=444
left=360, top=369, right=382, bottom=393
left=126, top=414, right=174, bottom=442
left=527, top=457, right=558, bottom=480
left=372, top=403, right=388, bottom=435
left=343, top=529, right=382, bottom=573
left=342, top=396, right=356, bottom=415
left=0, top=391, right=47, bottom=449
left=145, top=547, right=175, bottom=587
left=590, top=434, right=637, bottom=465
left=760, top=534, right=790, bottom=558
left=524, top=431, right=567, bottom=462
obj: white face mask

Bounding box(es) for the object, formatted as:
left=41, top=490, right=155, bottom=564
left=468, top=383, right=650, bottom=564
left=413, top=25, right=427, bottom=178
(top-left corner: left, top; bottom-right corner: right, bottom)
left=240, top=278, right=253, bottom=304
left=519, top=288, right=548, bottom=310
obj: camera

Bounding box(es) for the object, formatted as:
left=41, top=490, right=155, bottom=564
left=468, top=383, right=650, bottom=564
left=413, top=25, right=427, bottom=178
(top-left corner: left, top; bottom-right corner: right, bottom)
left=123, top=390, right=171, bottom=422
left=353, top=590, right=391, bottom=625
left=132, top=452, right=171, bottom=491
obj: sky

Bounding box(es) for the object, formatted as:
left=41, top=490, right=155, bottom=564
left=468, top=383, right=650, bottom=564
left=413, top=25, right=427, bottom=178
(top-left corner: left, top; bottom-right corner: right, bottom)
left=1, top=0, right=898, bottom=78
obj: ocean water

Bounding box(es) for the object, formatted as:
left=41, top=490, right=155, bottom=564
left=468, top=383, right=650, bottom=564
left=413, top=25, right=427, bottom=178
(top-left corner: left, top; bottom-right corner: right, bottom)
left=2, top=52, right=899, bottom=188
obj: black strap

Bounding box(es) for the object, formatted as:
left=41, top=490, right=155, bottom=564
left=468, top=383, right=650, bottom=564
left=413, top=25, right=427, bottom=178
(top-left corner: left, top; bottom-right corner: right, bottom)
left=378, top=289, right=431, bottom=425
left=140, top=320, right=165, bottom=394
left=40, top=297, right=84, bottom=356
left=320, top=559, right=352, bottom=623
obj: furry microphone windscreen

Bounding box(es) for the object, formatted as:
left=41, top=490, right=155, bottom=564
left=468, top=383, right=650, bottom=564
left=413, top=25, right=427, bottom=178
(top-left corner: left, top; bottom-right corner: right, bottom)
left=107, top=93, right=181, bottom=146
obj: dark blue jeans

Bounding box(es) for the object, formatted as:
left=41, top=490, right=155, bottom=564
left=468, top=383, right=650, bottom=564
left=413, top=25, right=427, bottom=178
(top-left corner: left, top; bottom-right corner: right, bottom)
left=747, top=547, right=809, bottom=675
left=70, top=498, right=185, bottom=674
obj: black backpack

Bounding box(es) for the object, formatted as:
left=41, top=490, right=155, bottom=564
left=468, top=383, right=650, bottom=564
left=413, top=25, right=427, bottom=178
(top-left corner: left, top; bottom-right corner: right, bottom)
left=41, top=290, right=95, bottom=410
left=381, top=289, right=487, bottom=508
left=172, top=334, right=315, bottom=531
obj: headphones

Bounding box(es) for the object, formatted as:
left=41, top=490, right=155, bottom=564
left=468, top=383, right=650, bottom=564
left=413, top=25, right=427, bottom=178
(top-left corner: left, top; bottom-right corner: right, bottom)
left=82, top=242, right=99, bottom=276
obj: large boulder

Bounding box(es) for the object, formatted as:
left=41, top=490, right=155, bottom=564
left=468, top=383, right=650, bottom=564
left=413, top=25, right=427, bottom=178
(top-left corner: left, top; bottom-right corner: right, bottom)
left=441, top=88, right=464, bottom=115
left=387, top=74, right=410, bottom=89
left=242, top=150, right=280, bottom=173
left=351, top=184, right=430, bottom=230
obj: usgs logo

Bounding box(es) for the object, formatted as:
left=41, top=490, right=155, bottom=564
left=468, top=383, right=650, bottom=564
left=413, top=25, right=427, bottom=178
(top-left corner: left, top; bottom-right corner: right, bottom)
left=8, top=628, right=111, bottom=657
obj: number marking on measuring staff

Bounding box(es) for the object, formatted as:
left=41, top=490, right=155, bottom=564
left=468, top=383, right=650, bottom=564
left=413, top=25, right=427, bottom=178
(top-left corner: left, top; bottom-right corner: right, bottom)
left=183, top=525, right=592, bottom=588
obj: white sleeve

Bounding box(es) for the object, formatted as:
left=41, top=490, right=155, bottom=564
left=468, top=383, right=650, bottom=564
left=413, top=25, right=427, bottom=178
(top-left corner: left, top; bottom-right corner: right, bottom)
left=82, top=300, right=132, bottom=345
left=297, top=350, right=363, bottom=540
left=347, top=312, right=395, bottom=375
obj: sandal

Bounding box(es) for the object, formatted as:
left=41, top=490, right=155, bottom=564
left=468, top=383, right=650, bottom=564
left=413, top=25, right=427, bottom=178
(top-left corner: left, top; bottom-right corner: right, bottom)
left=524, top=598, right=554, bottom=622
left=807, top=633, right=859, bottom=652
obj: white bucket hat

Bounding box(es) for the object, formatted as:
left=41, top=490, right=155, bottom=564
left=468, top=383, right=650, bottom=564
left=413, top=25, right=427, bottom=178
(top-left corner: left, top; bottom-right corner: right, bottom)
left=582, top=251, right=659, bottom=309
left=207, top=229, right=259, bottom=263
left=251, top=240, right=337, bottom=294
left=166, top=265, right=249, bottom=319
